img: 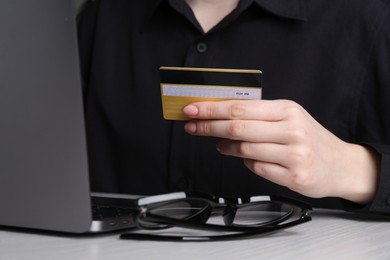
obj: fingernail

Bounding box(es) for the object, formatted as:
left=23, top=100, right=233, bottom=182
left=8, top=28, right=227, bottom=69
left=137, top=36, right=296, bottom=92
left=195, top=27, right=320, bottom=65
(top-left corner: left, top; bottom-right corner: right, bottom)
left=184, top=122, right=197, bottom=134
left=183, top=105, right=199, bottom=117
left=216, top=143, right=221, bottom=153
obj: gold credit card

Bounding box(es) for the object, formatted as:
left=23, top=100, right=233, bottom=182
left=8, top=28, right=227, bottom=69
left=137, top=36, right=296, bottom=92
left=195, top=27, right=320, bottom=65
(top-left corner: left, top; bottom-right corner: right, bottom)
left=160, top=67, right=262, bottom=120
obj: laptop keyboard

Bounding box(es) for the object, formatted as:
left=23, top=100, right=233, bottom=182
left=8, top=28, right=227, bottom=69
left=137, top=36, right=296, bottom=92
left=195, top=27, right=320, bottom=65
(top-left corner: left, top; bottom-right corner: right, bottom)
left=91, top=195, right=138, bottom=221
left=92, top=204, right=136, bottom=220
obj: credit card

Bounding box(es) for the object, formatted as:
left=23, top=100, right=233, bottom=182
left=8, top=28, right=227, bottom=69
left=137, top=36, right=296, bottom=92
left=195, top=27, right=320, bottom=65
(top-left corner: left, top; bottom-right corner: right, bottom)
left=160, top=67, right=262, bottom=120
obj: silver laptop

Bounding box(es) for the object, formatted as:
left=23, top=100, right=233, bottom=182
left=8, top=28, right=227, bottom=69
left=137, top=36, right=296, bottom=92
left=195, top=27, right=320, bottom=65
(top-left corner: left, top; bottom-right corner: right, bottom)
left=0, top=0, right=140, bottom=233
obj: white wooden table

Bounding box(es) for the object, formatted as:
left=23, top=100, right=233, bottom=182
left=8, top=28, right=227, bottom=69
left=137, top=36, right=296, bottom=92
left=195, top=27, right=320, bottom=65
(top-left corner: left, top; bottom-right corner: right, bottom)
left=1, top=209, right=390, bottom=260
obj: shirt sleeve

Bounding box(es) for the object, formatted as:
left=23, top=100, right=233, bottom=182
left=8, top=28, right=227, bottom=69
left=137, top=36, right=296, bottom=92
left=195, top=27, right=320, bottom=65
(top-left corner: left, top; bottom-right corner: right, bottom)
left=347, top=8, right=390, bottom=215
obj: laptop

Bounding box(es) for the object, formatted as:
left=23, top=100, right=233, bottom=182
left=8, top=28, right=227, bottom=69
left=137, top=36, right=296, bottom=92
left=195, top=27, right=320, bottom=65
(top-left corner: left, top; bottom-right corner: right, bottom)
left=0, top=0, right=140, bottom=233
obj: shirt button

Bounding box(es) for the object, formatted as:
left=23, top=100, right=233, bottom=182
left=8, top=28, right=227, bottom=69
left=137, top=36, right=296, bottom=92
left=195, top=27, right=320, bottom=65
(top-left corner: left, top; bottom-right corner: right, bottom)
left=196, top=42, right=208, bottom=53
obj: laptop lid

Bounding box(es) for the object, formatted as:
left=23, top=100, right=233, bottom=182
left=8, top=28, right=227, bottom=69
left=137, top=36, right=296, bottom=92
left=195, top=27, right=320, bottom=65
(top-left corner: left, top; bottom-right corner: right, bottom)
left=0, top=0, right=96, bottom=233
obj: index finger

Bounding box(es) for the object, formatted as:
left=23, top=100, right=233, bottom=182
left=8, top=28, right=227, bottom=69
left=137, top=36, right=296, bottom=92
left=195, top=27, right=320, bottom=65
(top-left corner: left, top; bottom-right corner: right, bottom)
left=183, top=99, right=296, bottom=121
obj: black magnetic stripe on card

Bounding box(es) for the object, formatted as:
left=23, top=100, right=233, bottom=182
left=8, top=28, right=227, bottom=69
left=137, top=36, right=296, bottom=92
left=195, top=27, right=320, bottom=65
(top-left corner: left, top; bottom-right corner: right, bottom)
left=160, top=69, right=262, bottom=88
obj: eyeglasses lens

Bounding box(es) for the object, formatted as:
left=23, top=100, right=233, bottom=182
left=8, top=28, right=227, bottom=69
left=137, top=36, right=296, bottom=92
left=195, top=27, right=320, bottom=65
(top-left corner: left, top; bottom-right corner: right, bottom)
left=225, top=202, right=293, bottom=226
left=139, top=199, right=211, bottom=229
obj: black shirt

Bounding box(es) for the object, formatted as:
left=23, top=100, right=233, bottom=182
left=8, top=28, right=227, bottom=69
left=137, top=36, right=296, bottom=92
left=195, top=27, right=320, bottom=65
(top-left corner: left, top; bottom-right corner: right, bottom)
left=78, top=0, right=390, bottom=213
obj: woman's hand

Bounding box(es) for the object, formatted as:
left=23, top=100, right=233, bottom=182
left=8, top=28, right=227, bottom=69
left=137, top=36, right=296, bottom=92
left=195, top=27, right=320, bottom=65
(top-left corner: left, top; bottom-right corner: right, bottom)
left=183, top=99, right=379, bottom=204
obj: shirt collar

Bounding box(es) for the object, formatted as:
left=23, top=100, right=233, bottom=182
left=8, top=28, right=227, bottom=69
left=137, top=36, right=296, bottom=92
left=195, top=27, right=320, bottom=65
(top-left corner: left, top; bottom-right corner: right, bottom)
left=254, top=0, right=307, bottom=21
left=142, top=0, right=307, bottom=32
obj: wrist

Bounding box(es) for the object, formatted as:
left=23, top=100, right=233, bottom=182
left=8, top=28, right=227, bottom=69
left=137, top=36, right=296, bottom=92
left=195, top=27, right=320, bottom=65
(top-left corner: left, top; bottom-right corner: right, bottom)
left=335, top=143, right=380, bottom=204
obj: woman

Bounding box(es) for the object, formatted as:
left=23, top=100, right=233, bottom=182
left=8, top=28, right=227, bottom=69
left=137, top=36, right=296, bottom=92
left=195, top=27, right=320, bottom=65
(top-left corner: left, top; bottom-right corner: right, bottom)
left=78, top=0, right=390, bottom=214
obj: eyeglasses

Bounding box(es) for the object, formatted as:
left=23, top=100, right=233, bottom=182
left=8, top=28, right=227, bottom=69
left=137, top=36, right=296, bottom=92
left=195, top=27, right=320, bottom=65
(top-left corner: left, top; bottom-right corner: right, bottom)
left=120, top=191, right=312, bottom=241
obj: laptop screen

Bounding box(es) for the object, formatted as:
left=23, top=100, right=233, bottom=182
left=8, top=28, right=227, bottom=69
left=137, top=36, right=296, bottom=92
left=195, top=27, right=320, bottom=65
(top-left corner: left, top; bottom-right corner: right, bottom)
left=0, top=0, right=93, bottom=232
